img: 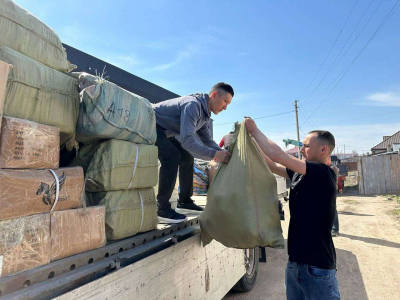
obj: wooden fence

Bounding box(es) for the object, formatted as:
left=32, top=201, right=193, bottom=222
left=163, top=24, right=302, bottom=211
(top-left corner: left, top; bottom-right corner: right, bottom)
left=358, top=153, right=400, bottom=195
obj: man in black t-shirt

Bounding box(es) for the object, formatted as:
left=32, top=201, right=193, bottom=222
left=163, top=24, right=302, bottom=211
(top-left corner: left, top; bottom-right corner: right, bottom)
left=245, top=117, right=340, bottom=300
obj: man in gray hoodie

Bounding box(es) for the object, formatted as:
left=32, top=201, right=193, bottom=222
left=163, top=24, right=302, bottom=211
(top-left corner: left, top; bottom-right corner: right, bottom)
left=153, top=82, right=233, bottom=223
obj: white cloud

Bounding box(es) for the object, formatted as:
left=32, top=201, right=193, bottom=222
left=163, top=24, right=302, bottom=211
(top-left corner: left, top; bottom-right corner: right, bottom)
left=365, top=92, right=400, bottom=107
left=151, top=44, right=198, bottom=71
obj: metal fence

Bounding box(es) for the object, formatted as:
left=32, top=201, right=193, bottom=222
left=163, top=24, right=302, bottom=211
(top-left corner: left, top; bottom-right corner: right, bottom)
left=358, top=153, right=400, bottom=195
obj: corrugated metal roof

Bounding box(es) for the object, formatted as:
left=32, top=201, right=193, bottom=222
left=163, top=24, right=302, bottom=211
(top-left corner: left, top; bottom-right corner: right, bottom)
left=63, top=44, right=180, bottom=104
left=371, top=130, right=400, bottom=150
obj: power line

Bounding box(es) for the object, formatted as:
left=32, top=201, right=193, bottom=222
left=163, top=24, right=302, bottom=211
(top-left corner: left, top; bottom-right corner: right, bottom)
left=299, top=108, right=314, bottom=130
left=298, top=0, right=359, bottom=100
left=325, top=0, right=384, bottom=81
left=302, top=0, right=375, bottom=105
left=301, top=0, right=400, bottom=125
left=213, top=110, right=294, bottom=126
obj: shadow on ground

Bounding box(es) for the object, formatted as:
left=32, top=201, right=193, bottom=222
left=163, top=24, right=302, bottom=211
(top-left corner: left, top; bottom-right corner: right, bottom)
left=338, top=211, right=374, bottom=217
left=224, top=241, right=369, bottom=300
left=340, top=233, right=400, bottom=249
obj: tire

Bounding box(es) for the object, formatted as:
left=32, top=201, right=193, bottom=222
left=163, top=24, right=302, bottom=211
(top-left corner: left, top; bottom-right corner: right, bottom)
left=232, top=247, right=260, bottom=292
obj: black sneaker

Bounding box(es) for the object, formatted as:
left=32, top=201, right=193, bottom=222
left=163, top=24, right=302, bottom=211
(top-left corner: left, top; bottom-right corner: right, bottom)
left=176, top=201, right=204, bottom=214
left=158, top=208, right=188, bottom=224
left=331, top=230, right=339, bottom=237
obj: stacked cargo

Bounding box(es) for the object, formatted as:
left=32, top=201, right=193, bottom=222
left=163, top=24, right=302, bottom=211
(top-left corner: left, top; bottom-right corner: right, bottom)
left=71, top=73, right=159, bottom=240
left=0, top=0, right=80, bottom=150
left=0, top=117, right=106, bottom=277
left=0, top=0, right=105, bottom=277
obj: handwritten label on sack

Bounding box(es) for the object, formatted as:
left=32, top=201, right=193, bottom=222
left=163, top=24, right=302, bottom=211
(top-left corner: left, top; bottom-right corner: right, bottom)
left=106, top=102, right=131, bottom=123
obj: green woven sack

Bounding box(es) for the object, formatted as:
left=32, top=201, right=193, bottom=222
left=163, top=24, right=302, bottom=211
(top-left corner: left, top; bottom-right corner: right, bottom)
left=200, top=120, right=284, bottom=249
left=76, top=78, right=156, bottom=145
left=0, top=45, right=79, bottom=149
left=0, top=0, right=76, bottom=72
left=71, top=139, right=158, bottom=192
left=86, top=188, right=158, bottom=240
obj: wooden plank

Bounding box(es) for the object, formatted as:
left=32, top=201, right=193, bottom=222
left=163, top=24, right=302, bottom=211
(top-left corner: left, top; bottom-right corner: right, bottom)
left=389, top=154, right=400, bottom=194
left=56, top=234, right=245, bottom=300
left=359, top=154, right=400, bottom=195
left=384, top=155, right=392, bottom=194
left=358, top=157, right=365, bottom=195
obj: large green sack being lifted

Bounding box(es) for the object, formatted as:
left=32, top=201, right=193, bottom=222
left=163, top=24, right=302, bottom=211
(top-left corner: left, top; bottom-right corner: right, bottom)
left=71, top=139, right=158, bottom=192
left=200, top=121, right=284, bottom=249
left=86, top=188, right=158, bottom=240
left=0, top=46, right=79, bottom=149
left=0, top=0, right=76, bottom=72
left=76, top=76, right=157, bottom=145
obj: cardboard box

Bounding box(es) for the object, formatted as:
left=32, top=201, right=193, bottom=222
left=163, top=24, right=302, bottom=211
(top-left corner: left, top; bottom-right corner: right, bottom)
left=0, top=116, right=60, bottom=169
left=50, top=206, right=106, bottom=261
left=0, top=61, right=12, bottom=133
left=0, top=214, right=51, bottom=277
left=0, top=167, right=84, bottom=221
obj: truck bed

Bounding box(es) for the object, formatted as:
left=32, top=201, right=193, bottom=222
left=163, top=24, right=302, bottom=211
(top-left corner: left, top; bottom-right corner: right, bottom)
left=0, top=197, right=246, bottom=300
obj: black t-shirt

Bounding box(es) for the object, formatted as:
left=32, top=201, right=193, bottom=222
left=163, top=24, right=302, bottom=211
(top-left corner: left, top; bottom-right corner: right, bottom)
left=286, top=161, right=337, bottom=269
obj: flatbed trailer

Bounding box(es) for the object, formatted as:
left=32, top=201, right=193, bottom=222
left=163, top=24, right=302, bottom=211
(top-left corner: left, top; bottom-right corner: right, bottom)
left=1, top=173, right=288, bottom=300
left=0, top=197, right=258, bottom=300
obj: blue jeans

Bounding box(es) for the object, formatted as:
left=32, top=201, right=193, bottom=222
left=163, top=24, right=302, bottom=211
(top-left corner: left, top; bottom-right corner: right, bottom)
left=285, top=261, right=340, bottom=300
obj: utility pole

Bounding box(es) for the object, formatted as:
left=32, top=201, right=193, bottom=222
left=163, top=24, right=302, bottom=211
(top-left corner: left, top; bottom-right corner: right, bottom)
left=344, top=144, right=346, bottom=159
left=294, top=100, right=301, bottom=159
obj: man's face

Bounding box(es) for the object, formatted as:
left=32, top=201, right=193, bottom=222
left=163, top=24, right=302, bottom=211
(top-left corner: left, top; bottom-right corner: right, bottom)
left=300, top=133, right=328, bottom=162
left=209, top=91, right=232, bottom=115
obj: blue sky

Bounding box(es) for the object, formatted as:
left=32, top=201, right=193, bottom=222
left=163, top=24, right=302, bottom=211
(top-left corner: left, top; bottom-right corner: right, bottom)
left=15, top=0, right=400, bottom=154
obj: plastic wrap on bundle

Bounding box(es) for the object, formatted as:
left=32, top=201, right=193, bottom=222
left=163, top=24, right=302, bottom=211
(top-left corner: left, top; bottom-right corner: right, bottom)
left=0, top=116, right=60, bottom=169
left=0, top=214, right=51, bottom=277
left=0, top=167, right=84, bottom=221
left=50, top=206, right=106, bottom=261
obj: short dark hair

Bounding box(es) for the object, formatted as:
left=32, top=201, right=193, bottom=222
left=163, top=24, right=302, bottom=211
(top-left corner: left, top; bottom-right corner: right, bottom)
left=309, top=130, right=335, bottom=153
left=209, top=82, right=234, bottom=97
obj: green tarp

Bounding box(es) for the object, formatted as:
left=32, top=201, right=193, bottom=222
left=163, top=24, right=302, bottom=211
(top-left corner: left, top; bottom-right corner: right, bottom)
left=200, top=121, right=285, bottom=249
left=71, top=139, right=158, bottom=192
left=0, top=45, right=79, bottom=149
left=76, top=77, right=157, bottom=145
left=86, top=188, right=158, bottom=240
left=0, top=0, right=76, bottom=72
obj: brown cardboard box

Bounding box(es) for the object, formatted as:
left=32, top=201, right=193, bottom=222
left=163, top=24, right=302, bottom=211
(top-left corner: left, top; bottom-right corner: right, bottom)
left=0, top=167, right=84, bottom=221
left=0, top=214, right=51, bottom=277
left=0, top=61, right=12, bottom=132
left=0, top=116, right=60, bottom=169
left=50, top=206, right=106, bottom=261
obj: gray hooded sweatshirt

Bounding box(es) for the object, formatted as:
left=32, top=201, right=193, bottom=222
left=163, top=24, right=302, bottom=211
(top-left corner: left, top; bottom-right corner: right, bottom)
left=153, top=93, right=221, bottom=159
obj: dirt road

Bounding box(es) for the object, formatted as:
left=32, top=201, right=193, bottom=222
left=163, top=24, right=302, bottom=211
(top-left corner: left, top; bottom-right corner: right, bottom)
left=224, top=189, right=400, bottom=300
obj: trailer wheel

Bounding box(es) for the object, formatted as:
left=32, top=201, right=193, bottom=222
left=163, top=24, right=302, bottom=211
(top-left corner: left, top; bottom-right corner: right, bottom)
left=232, top=247, right=259, bottom=292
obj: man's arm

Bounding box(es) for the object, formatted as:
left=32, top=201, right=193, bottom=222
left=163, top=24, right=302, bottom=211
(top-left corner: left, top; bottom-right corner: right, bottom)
left=180, top=103, right=231, bottom=163
left=246, top=118, right=306, bottom=175
left=261, top=151, right=290, bottom=179
left=197, top=121, right=222, bottom=151
left=253, top=137, right=289, bottom=178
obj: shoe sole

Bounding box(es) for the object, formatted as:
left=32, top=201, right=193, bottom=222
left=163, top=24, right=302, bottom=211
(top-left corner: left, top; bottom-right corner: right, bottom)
left=158, top=216, right=188, bottom=224
left=175, top=208, right=203, bottom=215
